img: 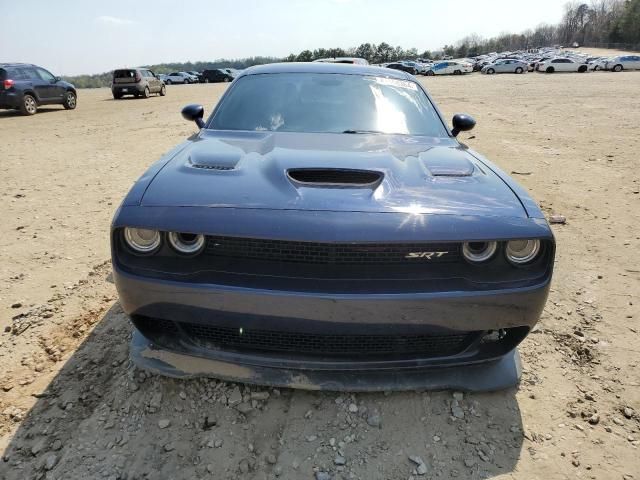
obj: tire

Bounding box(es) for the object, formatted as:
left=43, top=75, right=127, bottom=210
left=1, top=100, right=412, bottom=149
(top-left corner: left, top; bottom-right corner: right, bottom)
left=62, top=91, right=77, bottom=109
left=613, top=64, right=622, bottom=72
left=223, top=77, right=230, bottom=83
left=159, top=85, right=166, bottom=96
left=546, top=67, right=554, bottom=73
left=593, top=66, right=599, bottom=71
left=453, top=70, right=461, bottom=75
left=113, top=92, right=122, bottom=99
left=426, top=71, right=435, bottom=76
left=204, top=78, right=209, bottom=83
left=515, top=67, right=523, bottom=74
left=578, top=65, right=587, bottom=73
left=142, top=87, right=150, bottom=98
left=166, top=79, right=172, bottom=85
left=486, top=68, right=495, bottom=74
left=20, top=94, right=37, bottom=115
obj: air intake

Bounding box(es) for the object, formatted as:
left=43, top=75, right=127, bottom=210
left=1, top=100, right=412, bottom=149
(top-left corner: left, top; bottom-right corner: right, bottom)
left=287, top=168, right=383, bottom=187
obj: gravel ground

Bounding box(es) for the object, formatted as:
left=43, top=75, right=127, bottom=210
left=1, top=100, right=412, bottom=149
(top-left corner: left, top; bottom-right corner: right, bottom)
left=1, top=65, right=639, bottom=479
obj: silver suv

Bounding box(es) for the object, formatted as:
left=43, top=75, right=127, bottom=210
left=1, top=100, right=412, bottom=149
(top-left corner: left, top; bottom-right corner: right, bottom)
left=112, top=68, right=166, bottom=99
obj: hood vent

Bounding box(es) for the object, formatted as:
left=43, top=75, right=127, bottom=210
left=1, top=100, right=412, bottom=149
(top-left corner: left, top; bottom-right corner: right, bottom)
left=287, top=168, right=383, bottom=187
left=192, top=164, right=235, bottom=171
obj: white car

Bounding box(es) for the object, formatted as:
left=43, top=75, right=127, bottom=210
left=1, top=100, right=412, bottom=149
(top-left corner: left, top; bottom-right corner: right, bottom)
left=425, top=61, right=473, bottom=76
left=536, top=58, right=588, bottom=73
left=588, top=57, right=610, bottom=71
left=164, top=72, right=197, bottom=84
left=604, top=55, right=640, bottom=72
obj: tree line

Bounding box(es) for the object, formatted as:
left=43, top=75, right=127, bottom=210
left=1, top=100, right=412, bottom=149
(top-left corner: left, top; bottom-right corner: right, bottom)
left=65, top=0, right=639, bottom=88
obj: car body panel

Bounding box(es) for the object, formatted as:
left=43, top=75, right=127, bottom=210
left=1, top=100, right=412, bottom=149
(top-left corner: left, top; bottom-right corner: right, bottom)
left=138, top=131, right=528, bottom=219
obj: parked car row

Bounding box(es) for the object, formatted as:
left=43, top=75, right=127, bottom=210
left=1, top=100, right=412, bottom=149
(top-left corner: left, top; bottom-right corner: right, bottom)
left=373, top=49, right=640, bottom=78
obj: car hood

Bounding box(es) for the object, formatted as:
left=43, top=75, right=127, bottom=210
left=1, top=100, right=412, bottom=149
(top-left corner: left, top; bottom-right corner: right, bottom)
left=141, top=130, right=526, bottom=218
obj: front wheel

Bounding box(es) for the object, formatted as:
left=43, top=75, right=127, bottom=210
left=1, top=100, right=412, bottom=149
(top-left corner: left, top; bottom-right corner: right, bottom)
left=486, top=68, right=495, bottom=74
left=142, top=87, right=150, bottom=98
left=515, top=67, right=523, bottom=74
left=63, top=91, right=77, bottom=109
left=20, top=94, right=37, bottom=115
left=204, top=78, right=209, bottom=83
left=159, top=85, right=166, bottom=96
left=223, top=77, right=230, bottom=83
left=166, top=79, right=172, bottom=85
left=546, top=67, right=554, bottom=73
left=453, top=70, right=461, bottom=75
left=613, top=64, right=623, bottom=72
left=113, top=92, right=123, bottom=99
left=578, top=65, right=587, bottom=73
left=426, top=70, right=435, bottom=76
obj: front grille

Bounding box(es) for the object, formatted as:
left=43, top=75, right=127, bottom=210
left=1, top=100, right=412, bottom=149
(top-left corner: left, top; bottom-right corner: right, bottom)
left=181, top=322, right=475, bottom=358
left=205, top=237, right=460, bottom=265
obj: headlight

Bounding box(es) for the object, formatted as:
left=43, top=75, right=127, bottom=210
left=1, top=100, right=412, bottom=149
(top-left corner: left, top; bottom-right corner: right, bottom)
left=124, top=227, right=161, bottom=253
left=462, top=241, right=497, bottom=263
left=505, top=239, right=540, bottom=264
left=168, top=232, right=205, bottom=254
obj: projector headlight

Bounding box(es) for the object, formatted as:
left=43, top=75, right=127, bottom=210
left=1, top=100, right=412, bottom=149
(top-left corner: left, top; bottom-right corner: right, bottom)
left=168, top=232, right=205, bottom=255
left=462, top=241, right=497, bottom=263
left=123, top=228, right=161, bottom=253
left=505, top=239, right=541, bottom=265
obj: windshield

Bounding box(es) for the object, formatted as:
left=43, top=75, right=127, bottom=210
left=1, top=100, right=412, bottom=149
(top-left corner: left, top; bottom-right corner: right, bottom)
left=209, top=73, right=448, bottom=136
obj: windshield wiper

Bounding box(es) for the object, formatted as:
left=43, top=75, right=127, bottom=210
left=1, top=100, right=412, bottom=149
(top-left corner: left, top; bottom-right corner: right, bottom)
left=342, top=129, right=384, bottom=134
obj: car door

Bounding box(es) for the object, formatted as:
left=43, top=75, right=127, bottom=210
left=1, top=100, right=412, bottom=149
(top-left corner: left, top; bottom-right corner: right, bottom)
left=36, top=67, right=65, bottom=103
left=146, top=70, right=159, bottom=92
left=551, top=59, right=566, bottom=72
left=627, top=56, right=640, bottom=69
left=24, top=67, right=52, bottom=103
left=495, top=60, right=508, bottom=73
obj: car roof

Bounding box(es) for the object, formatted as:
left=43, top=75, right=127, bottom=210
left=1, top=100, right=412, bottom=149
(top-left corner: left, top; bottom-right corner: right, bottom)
left=240, top=62, right=412, bottom=80
left=0, top=63, right=37, bottom=68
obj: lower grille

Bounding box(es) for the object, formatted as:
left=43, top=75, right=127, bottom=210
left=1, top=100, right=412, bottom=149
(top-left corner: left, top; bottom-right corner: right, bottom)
left=205, top=236, right=460, bottom=265
left=133, top=316, right=475, bottom=358
left=181, top=322, right=474, bottom=358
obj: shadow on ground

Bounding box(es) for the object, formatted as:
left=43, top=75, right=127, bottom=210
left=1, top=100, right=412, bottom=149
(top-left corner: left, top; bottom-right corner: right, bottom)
left=0, top=107, right=68, bottom=118
left=0, top=304, right=524, bottom=479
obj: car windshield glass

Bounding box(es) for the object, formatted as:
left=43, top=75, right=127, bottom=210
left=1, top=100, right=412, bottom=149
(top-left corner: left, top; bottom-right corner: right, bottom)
left=210, top=73, right=447, bottom=136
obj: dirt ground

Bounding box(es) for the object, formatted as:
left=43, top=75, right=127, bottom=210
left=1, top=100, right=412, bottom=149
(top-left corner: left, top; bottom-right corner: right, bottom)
left=1, top=64, right=639, bottom=480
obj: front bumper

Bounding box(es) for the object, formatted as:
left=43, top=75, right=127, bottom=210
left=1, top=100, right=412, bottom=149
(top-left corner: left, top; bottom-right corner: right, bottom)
left=132, top=328, right=523, bottom=391
left=115, top=265, right=550, bottom=391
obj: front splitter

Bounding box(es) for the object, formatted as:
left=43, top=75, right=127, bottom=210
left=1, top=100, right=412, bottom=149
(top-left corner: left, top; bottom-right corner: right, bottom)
left=130, top=329, right=522, bottom=392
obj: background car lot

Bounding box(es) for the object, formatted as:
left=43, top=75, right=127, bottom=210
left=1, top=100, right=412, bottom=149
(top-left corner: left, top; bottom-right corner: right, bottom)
left=0, top=58, right=639, bottom=478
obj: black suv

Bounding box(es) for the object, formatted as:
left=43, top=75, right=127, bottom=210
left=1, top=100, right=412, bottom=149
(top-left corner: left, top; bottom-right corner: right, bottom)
left=201, top=69, right=234, bottom=83
left=0, top=63, right=77, bottom=115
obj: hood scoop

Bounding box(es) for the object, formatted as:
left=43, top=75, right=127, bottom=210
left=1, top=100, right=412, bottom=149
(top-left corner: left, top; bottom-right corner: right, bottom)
left=287, top=168, right=383, bottom=188
left=421, top=148, right=475, bottom=177
left=188, top=148, right=241, bottom=171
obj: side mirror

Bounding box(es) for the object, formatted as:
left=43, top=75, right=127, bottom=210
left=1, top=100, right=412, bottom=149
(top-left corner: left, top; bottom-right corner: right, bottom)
left=182, top=104, right=205, bottom=129
left=54, top=76, right=62, bottom=83
left=451, top=114, right=476, bottom=137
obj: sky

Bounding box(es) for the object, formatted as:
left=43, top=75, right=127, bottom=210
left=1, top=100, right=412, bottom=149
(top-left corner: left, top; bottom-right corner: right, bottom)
left=0, top=0, right=566, bottom=75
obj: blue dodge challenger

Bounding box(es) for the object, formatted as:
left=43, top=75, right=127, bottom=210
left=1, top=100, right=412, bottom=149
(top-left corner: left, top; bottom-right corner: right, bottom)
left=111, top=62, right=554, bottom=391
